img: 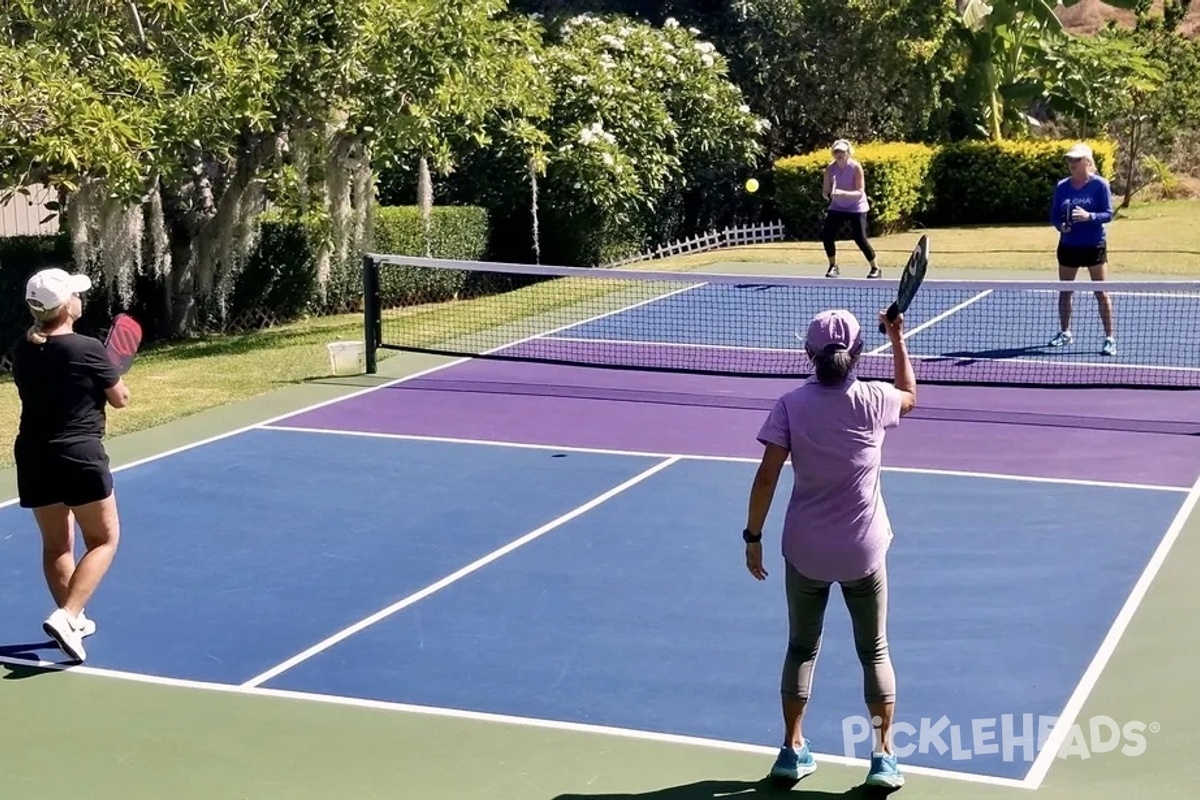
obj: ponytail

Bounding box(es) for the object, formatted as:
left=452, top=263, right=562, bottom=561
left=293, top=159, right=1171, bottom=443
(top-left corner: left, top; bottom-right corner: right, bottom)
left=811, top=344, right=859, bottom=386
left=25, top=319, right=47, bottom=345
left=25, top=303, right=64, bottom=344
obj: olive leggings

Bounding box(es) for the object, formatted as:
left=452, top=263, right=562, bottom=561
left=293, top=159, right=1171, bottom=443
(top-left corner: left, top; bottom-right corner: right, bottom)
left=780, top=561, right=896, bottom=705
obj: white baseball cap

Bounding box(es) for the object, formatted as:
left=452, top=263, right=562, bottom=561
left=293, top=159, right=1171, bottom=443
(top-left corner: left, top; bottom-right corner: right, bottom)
left=832, top=139, right=852, bottom=153
left=1065, top=142, right=1093, bottom=160
left=25, top=268, right=92, bottom=312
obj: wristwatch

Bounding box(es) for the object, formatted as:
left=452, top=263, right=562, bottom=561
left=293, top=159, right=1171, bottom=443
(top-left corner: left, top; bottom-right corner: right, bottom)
left=742, top=528, right=762, bottom=544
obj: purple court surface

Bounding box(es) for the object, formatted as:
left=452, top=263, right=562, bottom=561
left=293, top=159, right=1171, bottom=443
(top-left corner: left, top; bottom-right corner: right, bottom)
left=274, top=357, right=1200, bottom=489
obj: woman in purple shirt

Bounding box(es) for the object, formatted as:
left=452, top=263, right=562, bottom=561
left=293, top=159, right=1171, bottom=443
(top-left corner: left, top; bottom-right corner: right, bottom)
left=821, top=140, right=881, bottom=279
left=743, top=307, right=916, bottom=789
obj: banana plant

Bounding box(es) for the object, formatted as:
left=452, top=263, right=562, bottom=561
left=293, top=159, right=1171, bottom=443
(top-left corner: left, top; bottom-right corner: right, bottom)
left=956, top=0, right=1143, bottom=140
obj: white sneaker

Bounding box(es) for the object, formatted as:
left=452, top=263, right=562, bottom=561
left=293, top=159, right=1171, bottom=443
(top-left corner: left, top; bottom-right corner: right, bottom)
left=77, top=610, right=97, bottom=638
left=43, top=608, right=87, bottom=662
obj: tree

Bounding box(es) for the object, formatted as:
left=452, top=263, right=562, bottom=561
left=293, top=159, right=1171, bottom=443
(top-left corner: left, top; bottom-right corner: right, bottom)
left=953, top=0, right=1143, bottom=141
left=726, top=0, right=959, bottom=156
left=0, top=0, right=543, bottom=336
left=382, top=13, right=765, bottom=266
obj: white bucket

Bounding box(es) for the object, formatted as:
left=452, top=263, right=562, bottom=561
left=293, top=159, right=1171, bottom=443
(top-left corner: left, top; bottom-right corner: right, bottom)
left=326, top=340, right=364, bottom=376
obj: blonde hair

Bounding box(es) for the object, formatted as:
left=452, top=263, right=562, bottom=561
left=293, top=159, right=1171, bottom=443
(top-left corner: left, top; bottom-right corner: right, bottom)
left=26, top=304, right=68, bottom=345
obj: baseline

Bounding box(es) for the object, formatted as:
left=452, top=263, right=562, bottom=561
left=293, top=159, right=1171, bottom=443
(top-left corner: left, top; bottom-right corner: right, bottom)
left=0, top=654, right=1028, bottom=790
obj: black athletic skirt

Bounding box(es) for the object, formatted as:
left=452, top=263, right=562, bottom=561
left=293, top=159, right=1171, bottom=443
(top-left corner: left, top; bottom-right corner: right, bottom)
left=14, top=437, right=113, bottom=509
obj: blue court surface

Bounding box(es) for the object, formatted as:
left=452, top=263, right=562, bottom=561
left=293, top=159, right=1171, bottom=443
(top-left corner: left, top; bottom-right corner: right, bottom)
left=547, top=282, right=1200, bottom=369
left=0, top=419, right=1189, bottom=785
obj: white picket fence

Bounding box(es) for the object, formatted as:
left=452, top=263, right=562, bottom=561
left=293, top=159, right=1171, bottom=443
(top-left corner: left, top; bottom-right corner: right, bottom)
left=602, top=220, right=786, bottom=268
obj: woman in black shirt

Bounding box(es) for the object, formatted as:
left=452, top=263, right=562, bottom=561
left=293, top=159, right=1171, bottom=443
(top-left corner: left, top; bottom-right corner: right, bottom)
left=11, top=268, right=130, bottom=663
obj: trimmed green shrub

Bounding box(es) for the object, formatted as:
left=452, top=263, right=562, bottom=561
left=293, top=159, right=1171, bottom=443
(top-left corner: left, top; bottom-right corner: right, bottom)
left=774, top=142, right=938, bottom=239
left=927, top=138, right=1117, bottom=226
left=369, top=205, right=492, bottom=310
left=225, top=212, right=321, bottom=327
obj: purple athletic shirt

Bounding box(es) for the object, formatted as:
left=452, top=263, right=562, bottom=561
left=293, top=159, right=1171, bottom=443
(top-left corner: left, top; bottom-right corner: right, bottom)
left=756, top=375, right=903, bottom=582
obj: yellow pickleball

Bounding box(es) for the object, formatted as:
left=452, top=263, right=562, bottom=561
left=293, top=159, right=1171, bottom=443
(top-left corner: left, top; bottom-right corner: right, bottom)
left=745, top=178, right=759, bottom=193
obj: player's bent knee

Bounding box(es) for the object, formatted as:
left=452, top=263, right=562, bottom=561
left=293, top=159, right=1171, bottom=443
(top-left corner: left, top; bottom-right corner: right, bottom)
left=74, top=495, right=121, bottom=550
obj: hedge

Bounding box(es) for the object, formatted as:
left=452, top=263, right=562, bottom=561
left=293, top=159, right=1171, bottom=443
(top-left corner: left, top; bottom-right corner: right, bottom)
left=775, top=142, right=938, bottom=239
left=774, top=138, right=1117, bottom=236
left=926, top=139, right=1116, bottom=226
left=369, top=205, right=492, bottom=311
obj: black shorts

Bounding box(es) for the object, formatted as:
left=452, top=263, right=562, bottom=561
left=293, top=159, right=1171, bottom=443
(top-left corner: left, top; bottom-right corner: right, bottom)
left=14, top=438, right=113, bottom=510
left=1057, top=243, right=1107, bottom=269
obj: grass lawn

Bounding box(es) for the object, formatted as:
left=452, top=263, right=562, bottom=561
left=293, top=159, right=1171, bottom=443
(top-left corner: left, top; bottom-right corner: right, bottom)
left=0, top=198, right=1197, bottom=468
left=659, top=199, right=1200, bottom=275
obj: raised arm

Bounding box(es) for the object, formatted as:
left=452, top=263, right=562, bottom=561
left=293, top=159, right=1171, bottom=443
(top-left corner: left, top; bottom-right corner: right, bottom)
left=881, top=311, right=915, bottom=415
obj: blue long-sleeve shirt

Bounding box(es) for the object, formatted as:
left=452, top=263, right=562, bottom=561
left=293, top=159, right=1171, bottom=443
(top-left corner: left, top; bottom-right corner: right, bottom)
left=1050, top=175, right=1114, bottom=247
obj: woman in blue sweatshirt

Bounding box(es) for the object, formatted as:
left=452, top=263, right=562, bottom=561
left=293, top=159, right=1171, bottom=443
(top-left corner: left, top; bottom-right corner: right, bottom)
left=1049, top=142, right=1116, bottom=356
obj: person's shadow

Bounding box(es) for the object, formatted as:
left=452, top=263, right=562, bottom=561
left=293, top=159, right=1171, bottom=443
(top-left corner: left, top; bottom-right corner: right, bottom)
left=552, top=777, right=900, bottom=799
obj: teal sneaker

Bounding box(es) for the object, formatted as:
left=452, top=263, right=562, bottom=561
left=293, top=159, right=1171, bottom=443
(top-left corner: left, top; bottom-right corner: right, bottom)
left=865, top=751, right=905, bottom=788
left=1049, top=330, right=1073, bottom=347
left=770, top=740, right=817, bottom=780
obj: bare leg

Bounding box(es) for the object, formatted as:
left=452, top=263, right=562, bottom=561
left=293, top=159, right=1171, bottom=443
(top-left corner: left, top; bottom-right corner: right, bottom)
left=33, top=505, right=75, bottom=608
left=1089, top=263, right=1114, bottom=337
left=1057, top=265, right=1079, bottom=333
left=61, top=494, right=120, bottom=615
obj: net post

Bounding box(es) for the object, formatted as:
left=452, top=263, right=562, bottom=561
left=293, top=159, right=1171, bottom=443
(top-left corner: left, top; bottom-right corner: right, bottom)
left=362, top=254, right=381, bottom=374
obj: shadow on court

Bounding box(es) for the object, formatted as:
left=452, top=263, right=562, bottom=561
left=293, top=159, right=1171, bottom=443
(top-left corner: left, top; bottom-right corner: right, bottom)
left=552, top=777, right=898, bottom=799
left=0, top=643, right=66, bottom=679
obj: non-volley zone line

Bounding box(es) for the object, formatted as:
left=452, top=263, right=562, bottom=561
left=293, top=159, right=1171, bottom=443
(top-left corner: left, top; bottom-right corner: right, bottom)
left=260, top=426, right=1195, bottom=493
left=0, top=653, right=1028, bottom=790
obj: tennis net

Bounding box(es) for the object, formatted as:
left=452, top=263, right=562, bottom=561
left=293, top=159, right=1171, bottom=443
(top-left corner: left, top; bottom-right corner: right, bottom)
left=362, top=254, right=1200, bottom=390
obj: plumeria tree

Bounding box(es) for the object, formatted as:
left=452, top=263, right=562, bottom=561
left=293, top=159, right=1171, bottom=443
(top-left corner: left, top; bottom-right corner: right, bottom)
left=416, top=13, right=766, bottom=265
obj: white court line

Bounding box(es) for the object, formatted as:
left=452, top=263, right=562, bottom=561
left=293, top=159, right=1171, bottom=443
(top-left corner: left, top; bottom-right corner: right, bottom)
left=867, top=290, right=994, bottom=356
left=1021, top=469, right=1200, bottom=789
left=0, top=282, right=706, bottom=514
left=262, top=425, right=1194, bottom=493
left=239, top=455, right=682, bottom=688
left=542, top=334, right=802, bottom=356
left=0, top=654, right=1027, bottom=789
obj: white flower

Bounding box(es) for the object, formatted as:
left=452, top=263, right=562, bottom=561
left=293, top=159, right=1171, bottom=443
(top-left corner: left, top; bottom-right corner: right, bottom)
left=694, top=41, right=716, bottom=54
left=600, top=34, right=625, bottom=51
left=664, top=17, right=680, bottom=28
left=701, top=54, right=714, bottom=67
left=602, top=152, right=614, bottom=166
left=739, top=104, right=751, bottom=114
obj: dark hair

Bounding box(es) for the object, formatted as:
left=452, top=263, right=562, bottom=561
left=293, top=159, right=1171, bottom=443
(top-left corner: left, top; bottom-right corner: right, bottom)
left=812, top=344, right=858, bottom=386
